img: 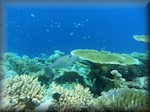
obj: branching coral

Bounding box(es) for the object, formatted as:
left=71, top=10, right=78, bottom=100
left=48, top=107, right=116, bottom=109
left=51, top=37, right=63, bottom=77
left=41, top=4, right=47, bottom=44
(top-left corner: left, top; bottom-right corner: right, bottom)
left=48, top=82, right=95, bottom=112
left=95, top=88, right=149, bottom=111
left=110, top=70, right=127, bottom=88
left=0, top=74, right=45, bottom=111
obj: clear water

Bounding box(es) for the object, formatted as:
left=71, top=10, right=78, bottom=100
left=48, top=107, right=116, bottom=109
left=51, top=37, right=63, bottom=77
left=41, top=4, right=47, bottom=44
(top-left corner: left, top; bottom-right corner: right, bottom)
left=4, top=4, right=148, bottom=57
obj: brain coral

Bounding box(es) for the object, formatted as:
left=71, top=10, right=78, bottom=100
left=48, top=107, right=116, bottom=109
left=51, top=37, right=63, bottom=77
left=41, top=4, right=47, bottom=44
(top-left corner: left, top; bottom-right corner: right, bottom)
left=0, top=74, right=45, bottom=111
left=71, top=49, right=140, bottom=65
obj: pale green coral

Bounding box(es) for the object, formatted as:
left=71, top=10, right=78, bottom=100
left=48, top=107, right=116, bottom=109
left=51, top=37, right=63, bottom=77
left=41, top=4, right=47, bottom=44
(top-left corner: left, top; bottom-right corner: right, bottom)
left=95, top=88, right=149, bottom=111
left=102, top=70, right=149, bottom=89
left=0, top=74, right=45, bottom=111
left=130, top=52, right=149, bottom=60
left=110, top=70, right=127, bottom=88
left=71, top=49, right=140, bottom=65
left=48, top=50, right=65, bottom=63
left=133, top=35, right=150, bottom=43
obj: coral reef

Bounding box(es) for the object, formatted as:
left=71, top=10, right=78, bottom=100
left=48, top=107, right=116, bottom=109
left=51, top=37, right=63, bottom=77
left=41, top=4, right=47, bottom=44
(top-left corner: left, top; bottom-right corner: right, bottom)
left=102, top=70, right=149, bottom=90
left=47, top=82, right=149, bottom=112
left=51, top=63, right=93, bottom=87
left=71, top=49, right=140, bottom=65
left=48, top=50, right=65, bottom=63
left=0, top=56, right=4, bottom=81
left=3, top=51, right=64, bottom=79
left=48, top=82, right=95, bottom=112
left=0, top=74, right=45, bottom=111
left=132, top=76, right=149, bottom=89
left=1, top=49, right=149, bottom=112
left=130, top=52, right=149, bottom=61
left=110, top=70, right=127, bottom=88
left=133, top=35, right=150, bottom=43
left=95, top=88, right=149, bottom=111
left=70, top=49, right=148, bottom=90
left=3, top=52, right=44, bottom=76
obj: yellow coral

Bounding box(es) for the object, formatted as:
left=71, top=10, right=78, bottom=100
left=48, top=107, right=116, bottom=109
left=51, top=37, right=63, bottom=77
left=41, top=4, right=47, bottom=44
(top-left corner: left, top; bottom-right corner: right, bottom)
left=0, top=74, right=45, bottom=111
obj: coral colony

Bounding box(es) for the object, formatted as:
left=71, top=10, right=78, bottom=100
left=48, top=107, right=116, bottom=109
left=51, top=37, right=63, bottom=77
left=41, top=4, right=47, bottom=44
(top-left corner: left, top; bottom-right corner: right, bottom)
left=0, top=35, right=150, bottom=111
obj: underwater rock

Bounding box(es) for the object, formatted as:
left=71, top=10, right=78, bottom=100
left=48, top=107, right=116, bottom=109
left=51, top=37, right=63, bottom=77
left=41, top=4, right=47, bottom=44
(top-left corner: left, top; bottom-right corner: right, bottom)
left=50, top=62, right=93, bottom=88
left=38, top=75, right=51, bottom=86
left=53, top=68, right=85, bottom=84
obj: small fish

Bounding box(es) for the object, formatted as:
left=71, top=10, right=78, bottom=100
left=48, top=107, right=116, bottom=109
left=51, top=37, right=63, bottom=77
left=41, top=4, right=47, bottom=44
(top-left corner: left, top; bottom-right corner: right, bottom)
left=31, top=13, right=35, bottom=18
left=77, top=59, right=95, bottom=69
left=52, top=93, right=61, bottom=101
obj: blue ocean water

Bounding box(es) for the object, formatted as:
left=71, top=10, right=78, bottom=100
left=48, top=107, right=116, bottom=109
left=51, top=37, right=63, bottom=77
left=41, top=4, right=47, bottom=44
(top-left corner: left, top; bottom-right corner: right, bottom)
left=4, top=4, right=148, bottom=57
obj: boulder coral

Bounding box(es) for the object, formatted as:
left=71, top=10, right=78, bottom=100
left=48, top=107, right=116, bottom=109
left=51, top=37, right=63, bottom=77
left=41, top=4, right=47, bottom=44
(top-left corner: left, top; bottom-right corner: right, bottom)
left=0, top=74, right=45, bottom=111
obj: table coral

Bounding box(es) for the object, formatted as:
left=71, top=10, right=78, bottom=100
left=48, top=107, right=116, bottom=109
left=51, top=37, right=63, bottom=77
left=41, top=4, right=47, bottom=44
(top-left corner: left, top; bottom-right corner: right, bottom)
left=133, top=35, right=150, bottom=43
left=71, top=49, right=140, bottom=65
left=0, top=74, right=45, bottom=111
